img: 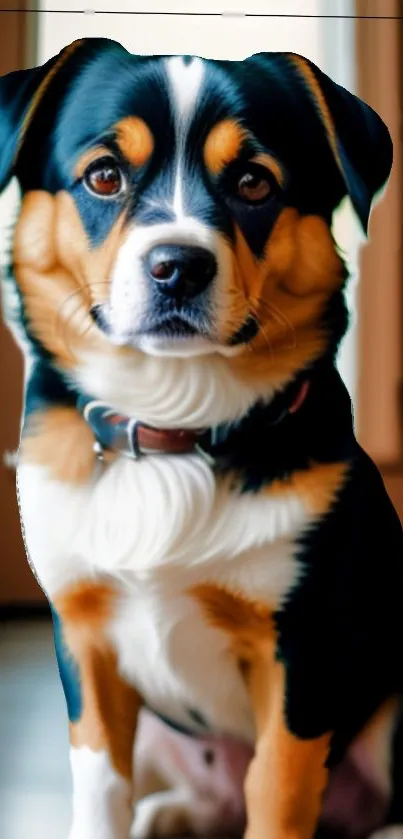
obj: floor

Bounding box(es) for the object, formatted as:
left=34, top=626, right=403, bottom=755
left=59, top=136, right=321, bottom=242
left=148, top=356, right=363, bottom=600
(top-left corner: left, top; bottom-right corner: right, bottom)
left=0, top=619, right=72, bottom=839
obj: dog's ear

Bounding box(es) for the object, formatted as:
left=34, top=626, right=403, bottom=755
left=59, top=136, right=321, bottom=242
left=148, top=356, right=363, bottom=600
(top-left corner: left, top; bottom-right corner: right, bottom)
left=0, top=40, right=83, bottom=192
left=0, top=38, right=127, bottom=193
left=286, top=54, right=393, bottom=233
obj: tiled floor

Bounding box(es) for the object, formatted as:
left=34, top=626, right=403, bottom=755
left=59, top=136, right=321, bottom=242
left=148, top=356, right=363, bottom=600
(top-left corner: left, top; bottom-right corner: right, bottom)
left=0, top=619, right=72, bottom=839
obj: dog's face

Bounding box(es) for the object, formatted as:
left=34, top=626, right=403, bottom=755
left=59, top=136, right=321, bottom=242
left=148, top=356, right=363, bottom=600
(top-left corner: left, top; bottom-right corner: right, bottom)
left=0, top=39, right=392, bottom=416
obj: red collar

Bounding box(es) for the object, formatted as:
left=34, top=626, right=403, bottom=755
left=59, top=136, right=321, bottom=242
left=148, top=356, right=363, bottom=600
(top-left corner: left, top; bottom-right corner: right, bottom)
left=78, top=379, right=310, bottom=462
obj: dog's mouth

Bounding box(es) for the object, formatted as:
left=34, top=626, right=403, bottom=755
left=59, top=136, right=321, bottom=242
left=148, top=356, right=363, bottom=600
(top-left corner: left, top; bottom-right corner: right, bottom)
left=91, top=304, right=258, bottom=358
left=140, top=315, right=200, bottom=340
left=229, top=316, right=259, bottom=346
left=136, top=311, right=260, bottom=357
left=135, top=313, right=221, bottom=357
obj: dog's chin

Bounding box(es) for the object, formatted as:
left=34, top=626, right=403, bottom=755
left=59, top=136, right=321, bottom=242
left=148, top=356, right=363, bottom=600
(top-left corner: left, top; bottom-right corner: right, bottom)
left=134, top=333, right=243, bottom=358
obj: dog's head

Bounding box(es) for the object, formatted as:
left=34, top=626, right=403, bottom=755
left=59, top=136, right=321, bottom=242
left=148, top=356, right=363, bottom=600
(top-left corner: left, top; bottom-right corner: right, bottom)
left=0, top=38, right=392, bottom=423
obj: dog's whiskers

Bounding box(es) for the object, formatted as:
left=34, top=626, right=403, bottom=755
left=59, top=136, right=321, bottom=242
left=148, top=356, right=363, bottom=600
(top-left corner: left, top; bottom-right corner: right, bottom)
left=252, top=297, right=296, bottom=350
left=247, top=305, right=274, bottom=360
left=56, top=281, right=110, bottom=360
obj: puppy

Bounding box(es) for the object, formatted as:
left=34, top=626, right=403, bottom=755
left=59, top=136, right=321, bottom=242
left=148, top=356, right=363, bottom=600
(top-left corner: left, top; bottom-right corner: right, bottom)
left=1, top=37, right=402, bottom=839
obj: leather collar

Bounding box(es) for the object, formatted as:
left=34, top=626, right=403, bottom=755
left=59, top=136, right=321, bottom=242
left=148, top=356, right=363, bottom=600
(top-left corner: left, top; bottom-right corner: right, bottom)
left=77, top=379, right=310, bottom=463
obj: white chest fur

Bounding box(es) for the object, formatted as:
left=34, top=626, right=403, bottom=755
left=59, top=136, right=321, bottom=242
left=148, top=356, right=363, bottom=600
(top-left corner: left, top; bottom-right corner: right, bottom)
left=18, top=453, right=313, bottom=740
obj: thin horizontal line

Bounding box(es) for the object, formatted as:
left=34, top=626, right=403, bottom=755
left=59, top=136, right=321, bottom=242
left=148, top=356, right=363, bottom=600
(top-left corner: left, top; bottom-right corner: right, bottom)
left=0, top=10, right=402, bottom=18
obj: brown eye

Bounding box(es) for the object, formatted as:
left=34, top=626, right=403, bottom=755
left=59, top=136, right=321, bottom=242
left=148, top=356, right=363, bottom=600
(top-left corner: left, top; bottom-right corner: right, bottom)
left=84, top=159, right=124, bottom=197
left=237, top=169, right=271, bottom=203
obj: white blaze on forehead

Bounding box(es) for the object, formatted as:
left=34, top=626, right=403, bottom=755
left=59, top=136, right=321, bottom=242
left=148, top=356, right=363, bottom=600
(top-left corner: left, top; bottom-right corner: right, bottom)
left=166, top=55, right=205, bottom=124
left=165, top=56, right=205, bottom=218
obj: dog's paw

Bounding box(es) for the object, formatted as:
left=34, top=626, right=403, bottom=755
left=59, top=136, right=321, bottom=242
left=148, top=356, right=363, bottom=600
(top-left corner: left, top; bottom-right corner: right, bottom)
left=132, top=789, right=221, bottom=838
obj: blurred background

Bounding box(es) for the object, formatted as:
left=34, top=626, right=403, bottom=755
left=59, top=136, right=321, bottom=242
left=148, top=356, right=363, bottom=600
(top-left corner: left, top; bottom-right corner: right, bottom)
left=0, top=2, right=401, bottom=837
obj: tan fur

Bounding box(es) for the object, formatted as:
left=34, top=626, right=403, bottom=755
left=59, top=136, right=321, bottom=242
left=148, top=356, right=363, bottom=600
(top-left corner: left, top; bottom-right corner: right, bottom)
left=21, top=406, right=96, bottom=483
left=55, top=580, right=142, bottom=780
left=13, top=190, right=127, bottom=366
left=220, top=208, right=344, bottom=391
left=265, top=461, right=349, bottom=517
left=55, top=579, right=117, bottom=631
left=55, top=190, right=127, bottom=306
left=189, top=583, right=273, bottom=665
left=204, top=119, right=247, bottom=176
left=115, top=116, right=154, bottom=168
left=244, top=656, right=330, bottom=839
left=192, top=584, right=331, bottom=839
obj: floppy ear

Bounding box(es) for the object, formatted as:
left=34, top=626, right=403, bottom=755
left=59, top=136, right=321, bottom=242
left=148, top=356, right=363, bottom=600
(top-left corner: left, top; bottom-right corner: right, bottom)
left=287, top=53, right=393, bottom=233
left=0, top=41, right=83, bottom=192
left=0, top=37, right=127, bottom=194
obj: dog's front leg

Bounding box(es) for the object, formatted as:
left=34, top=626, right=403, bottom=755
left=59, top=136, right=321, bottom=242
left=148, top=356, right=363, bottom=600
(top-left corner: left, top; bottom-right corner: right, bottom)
left=52, top=580, right=142, bottom=839
left=244, top=640, right=330, bottom=839
left=191, top=585, right=331, bottom=839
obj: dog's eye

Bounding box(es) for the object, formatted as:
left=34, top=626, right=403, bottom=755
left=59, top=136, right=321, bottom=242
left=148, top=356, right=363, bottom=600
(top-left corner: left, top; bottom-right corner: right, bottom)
left=83, top=158, right=125, bottom=198
left=237, top=167, right=271, bottom=204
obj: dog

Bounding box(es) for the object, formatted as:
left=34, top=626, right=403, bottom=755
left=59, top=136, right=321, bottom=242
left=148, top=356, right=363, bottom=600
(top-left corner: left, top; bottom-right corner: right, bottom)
left=1, top=37, right=402, bottom=839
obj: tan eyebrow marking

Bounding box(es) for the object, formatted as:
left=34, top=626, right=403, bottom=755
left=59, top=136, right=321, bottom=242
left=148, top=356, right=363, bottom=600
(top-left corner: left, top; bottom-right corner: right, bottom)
left=74, top=146, right=114, bottom=179
left=114, top=116, right=154, bottom=167
left=204, top=119, right=248, bottom=176
left=251, top=152, right=286, bottom=188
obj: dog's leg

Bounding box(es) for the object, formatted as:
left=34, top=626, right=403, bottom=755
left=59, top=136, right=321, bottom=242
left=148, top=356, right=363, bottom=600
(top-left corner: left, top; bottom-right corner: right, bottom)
left=244, top=644, right=330, bottom=839
left=52, top=580, right=142, bottom=839
left=191, top=585, right=331, bottom=839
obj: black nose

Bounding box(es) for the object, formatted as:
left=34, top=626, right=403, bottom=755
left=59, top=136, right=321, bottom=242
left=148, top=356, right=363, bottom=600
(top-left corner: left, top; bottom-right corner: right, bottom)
left=144, top=245, right=217, bottom=299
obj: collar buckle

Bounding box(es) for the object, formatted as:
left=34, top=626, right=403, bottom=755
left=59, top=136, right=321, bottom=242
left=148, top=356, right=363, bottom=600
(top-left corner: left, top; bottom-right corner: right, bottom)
left=194, top=442, right=216, bottom=467
left=93, top=440, right=105, bottom=462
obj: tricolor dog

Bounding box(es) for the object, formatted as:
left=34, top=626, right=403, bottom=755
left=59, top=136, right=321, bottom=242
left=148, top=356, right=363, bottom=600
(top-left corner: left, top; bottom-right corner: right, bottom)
left=1, top=37, right=402, bottom=839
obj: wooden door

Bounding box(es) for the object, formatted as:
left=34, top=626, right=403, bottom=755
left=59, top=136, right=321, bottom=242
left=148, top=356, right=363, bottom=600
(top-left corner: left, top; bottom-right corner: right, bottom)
left=0, top=1, right=44, bottom=605
left=356, top=1, right=403, bottom=521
